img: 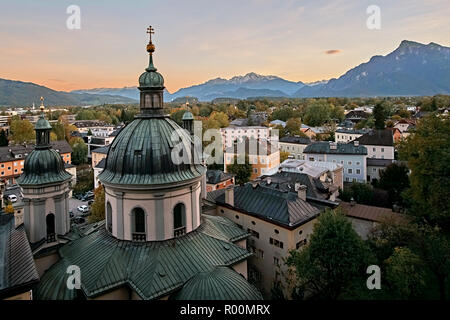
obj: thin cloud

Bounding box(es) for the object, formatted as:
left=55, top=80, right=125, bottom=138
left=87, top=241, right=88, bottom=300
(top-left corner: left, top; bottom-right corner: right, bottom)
left=325, top=50, right=341, bottom=55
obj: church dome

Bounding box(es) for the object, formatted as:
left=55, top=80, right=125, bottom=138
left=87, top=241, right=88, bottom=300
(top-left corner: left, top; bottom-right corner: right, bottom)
left=17, top=111, right=71, bottom=186
left=98, top=116, right=205, bottom=186
left=139, top=62, right=164, bottom=88
left=182, top=111, right=194, bottom=121
left=17, top=149, right=72, bottom=186
left=173, top=266, right=263, bottom=300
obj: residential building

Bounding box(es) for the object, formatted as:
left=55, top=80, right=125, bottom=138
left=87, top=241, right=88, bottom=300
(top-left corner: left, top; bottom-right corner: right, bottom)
left=394, top=119, right=416, bottom=133
left=355, top=129, right=395, bottom=160
left=91, top=145, right=110, bottom=168
left=206, top=184, right=338, bottom=298
left=224, top=138, right=280, bottom=180
left=206, top=169, right=235, bottom=192
left=72, top=120, right=116, bottom=136
left=279, top=136, right=311, bottom=160
left=221, top=125, right=272, bottom=148
left=278, top=159, right=344, bottom=191
left=0, top=140, right=72, bottom=185
left=304, top=141, right=368, bottom=183
left=335, top=129, right=368, bottom=143
left=367, top=158, right=394, bottom=183
left=93, top=158, right=105, bottom=189
left=345, top=110, right=370, bottom=123
left=387, top=127, right=403, bottom=142
left=340, top=201, right=406, bottom=240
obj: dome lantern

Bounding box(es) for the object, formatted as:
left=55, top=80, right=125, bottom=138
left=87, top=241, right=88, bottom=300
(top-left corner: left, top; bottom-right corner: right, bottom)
left=138, top=26, right=165, bottom=117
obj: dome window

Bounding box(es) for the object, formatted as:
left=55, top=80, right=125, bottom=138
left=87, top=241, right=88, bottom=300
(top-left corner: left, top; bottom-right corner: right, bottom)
left=173, top=203, right=186, bottom=237
left=132, top=207, right=146, bottom=242
left=106, top=202, right=112, bottom=233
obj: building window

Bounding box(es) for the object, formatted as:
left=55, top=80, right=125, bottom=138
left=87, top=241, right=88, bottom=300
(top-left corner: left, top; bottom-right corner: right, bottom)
left=348, top=161, right=352, bottom=165
left=106, top=202, right=112, bottom=233
left=235, top=215, right=239, bottom=219
left=356, top=169, right=361, bottom=174
left=274, top=229, right=279, bottom=234
left=296, top=239, right=307, bottom=249
left=381, top=148, right=384, bottom=152
left=273, top=257, right=280, bottom=266
left=46, top=213, right=56, bottom=243
left=309, top=157, right=315, bottom=161
left=0, top=164, right=3, bottom=168
left=132, top=207, right=146, bottom=242
left=14, top=169, right=17, bottom=173
left=251, top=221, right=256, bottom=225
left=173, top=203, right=186, bottom=237
left=256, top=249, right=264, bottom=259
left=373, top=147, right=376, bottom=152
left=269, top=237, right=284, bottom=249
left=356, top=162, right=360, bottom=165
left=373, top=168, right=377, bottom=172
left=348, top=168, right=353, bottom=174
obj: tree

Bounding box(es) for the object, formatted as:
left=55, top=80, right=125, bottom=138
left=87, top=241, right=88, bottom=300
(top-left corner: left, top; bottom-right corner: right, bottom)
left=70, top=137, right=88, bottom=165
left=384, top=247, right=426, bottom=299
left=89, top=185, right=105, bottom=223
left=280, top=151, right=290, bottom=163
left=303, top=101, right=332, bottom=127
left=374, top=103, right=386, bottom=129
left=284, top=118, right=302, bottom=136
left=87, top=129, right=93, bottom=136
left=226, top=155, right=253, bottom=185
left=10, top=119, right=35, bottom=144
left=0, top=130, right=8, bottom=146
left=286, top=209, right=369, bottom=300
left=5, top=202, right=14, bottom=214
left=209, top=111, right=229, bottom=128
left=379, top=163, right=410, bottom=206
left=340, top=182, right=374, bottom=205
left=398, top=115, right=450, bottom=227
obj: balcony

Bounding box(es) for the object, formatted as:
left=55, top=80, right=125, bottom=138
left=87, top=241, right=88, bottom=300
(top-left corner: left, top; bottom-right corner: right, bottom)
left=46, top=233, right=56, bottom=243
left=174, top=226, right=186, bottom=238
left=132, top=232, right=146, bottom=242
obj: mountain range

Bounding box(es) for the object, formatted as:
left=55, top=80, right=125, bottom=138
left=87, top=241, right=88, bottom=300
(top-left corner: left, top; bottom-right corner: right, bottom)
left=0, top=79, right=137, bottom=107
left=1, top=40, right=449, bottom=106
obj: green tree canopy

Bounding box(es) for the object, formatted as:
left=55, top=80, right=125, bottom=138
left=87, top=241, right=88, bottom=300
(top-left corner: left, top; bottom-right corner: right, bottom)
left=70, top=137, right=88, bottom=165
left=10, top=119, right=35, bottom=145
left=0, top=130, right=9, bottom=147
left=89, top=185, right=105, bottom=223
left=286, top=209, right=370, bottom=300
left=226, top=155, right=253, bottom=185
left=373, top=103, right=386, bottom=129
left=398, top=115, right=450, bottom=227
left=379, top=163, right=410, bottom=206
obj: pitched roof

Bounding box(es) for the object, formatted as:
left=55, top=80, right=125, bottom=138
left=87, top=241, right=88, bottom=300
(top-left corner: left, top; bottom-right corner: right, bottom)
left=206, top=170, right=235, bottom=184
left=279, top=136, right=311, bottom=145
left=212, top=184, right=322, bottom=228
left=355, top=129, right=394, bottom=146
left=0, top=214, right=39, bottom=298
left=0, top=140, right=72, bottom=164
left=256, top=171, right=330, bottom=200
left=34, top=216, right=252, bottom=300
left=340, top=202, right=406, bottom=224
left=345, top=110, right=370, bottom=119
left=95, top=158, right=106, bottom=169
left=91, top=145, right=110, bottom=155
left=304, top=141, right=367, bottom=155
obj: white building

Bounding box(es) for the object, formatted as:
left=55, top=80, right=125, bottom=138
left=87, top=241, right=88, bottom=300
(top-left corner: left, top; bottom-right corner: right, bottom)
left=279, top=136, right=311, bottom=160
left=355, top=129, right=395, bottom=160
left=220, top=126, right=271, bottom=148
left=335, top=129, right=368, bottom=143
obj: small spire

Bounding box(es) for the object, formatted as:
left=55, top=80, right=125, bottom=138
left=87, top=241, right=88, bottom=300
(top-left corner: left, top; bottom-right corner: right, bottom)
left=40, top=96, right=45, bottom=112
left=146, top=26, right=157, bottom=72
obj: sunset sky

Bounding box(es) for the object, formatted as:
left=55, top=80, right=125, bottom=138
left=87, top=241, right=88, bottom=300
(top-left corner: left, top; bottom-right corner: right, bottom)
left=1, top=0, right=449, bottom=93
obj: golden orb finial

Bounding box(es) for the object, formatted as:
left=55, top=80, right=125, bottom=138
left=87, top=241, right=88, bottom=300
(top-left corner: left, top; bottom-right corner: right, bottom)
left=40, top=96, right=45, bottom=111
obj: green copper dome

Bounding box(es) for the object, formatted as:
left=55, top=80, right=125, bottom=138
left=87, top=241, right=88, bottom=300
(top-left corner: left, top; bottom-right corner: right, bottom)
left=182, top=111, right=194, bottom=121
left=139, top=55, right=164, bottom=88
left=35, top=114, right=52, bottom=130
left=98, top=117, right=205, bottom=186
left=17, top=149, right=72, bottom=186
left=173, top=266, right=263, bottom=300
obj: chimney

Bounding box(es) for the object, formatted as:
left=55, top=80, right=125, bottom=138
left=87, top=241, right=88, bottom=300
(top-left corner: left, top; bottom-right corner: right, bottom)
left=225, top=186, right=234, bottom=206
left=354, top=140, right=359, bottom=146
left=267, top=178, right=272, bottom=185
left=330, top=142, right=337, bottom=150
left=295, top=183, right=307, bottom=201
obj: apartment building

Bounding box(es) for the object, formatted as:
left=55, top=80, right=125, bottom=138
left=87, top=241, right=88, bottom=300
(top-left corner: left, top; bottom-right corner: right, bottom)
left=224, top=139, right=280, bottom=180
left=304, top=141, right=368, bottom=183
left=334, top=129, right=368, bottom=143
left=355, top=129, right=395, bottom=160
left=220, top=126, right=272, bottom=148
left=206, top=170, right=235, bottom=192
left=206, top=184, right=338, bottom=298
left=279, top=136, right=311, bottom=160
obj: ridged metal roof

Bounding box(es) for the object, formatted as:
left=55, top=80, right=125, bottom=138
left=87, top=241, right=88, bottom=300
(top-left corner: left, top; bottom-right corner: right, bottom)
left=17, top=148, right=72, bottom=186
left=34, top=215, right=252, bottom=300
left=0, top=214, right=39, bottom=297
left=211, top=184, right=321, bottom=227
left=98, top=117, right=206, bottom=186
left=173, top=266, right=262, bottom=300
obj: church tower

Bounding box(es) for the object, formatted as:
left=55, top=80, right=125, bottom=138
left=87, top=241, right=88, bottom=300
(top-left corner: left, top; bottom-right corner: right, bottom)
left=17, top=98, right=72, bottom=244
left=98, top=27, right=206, bottom=242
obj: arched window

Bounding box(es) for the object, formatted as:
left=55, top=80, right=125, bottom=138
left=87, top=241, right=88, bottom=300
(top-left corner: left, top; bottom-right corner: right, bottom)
left=132, top=207, right=146, bottom=242
left=173, top=203, right=186, bottom=237
left=153, top=94, right=160, bottom=108
left=106, top=202, right=112, bottom=233
left=46, top=213, right=56, bottom=243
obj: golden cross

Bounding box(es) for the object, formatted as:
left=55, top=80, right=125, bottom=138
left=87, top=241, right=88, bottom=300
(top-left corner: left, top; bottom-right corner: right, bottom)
left=147, top=26, right=155, bottom=43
